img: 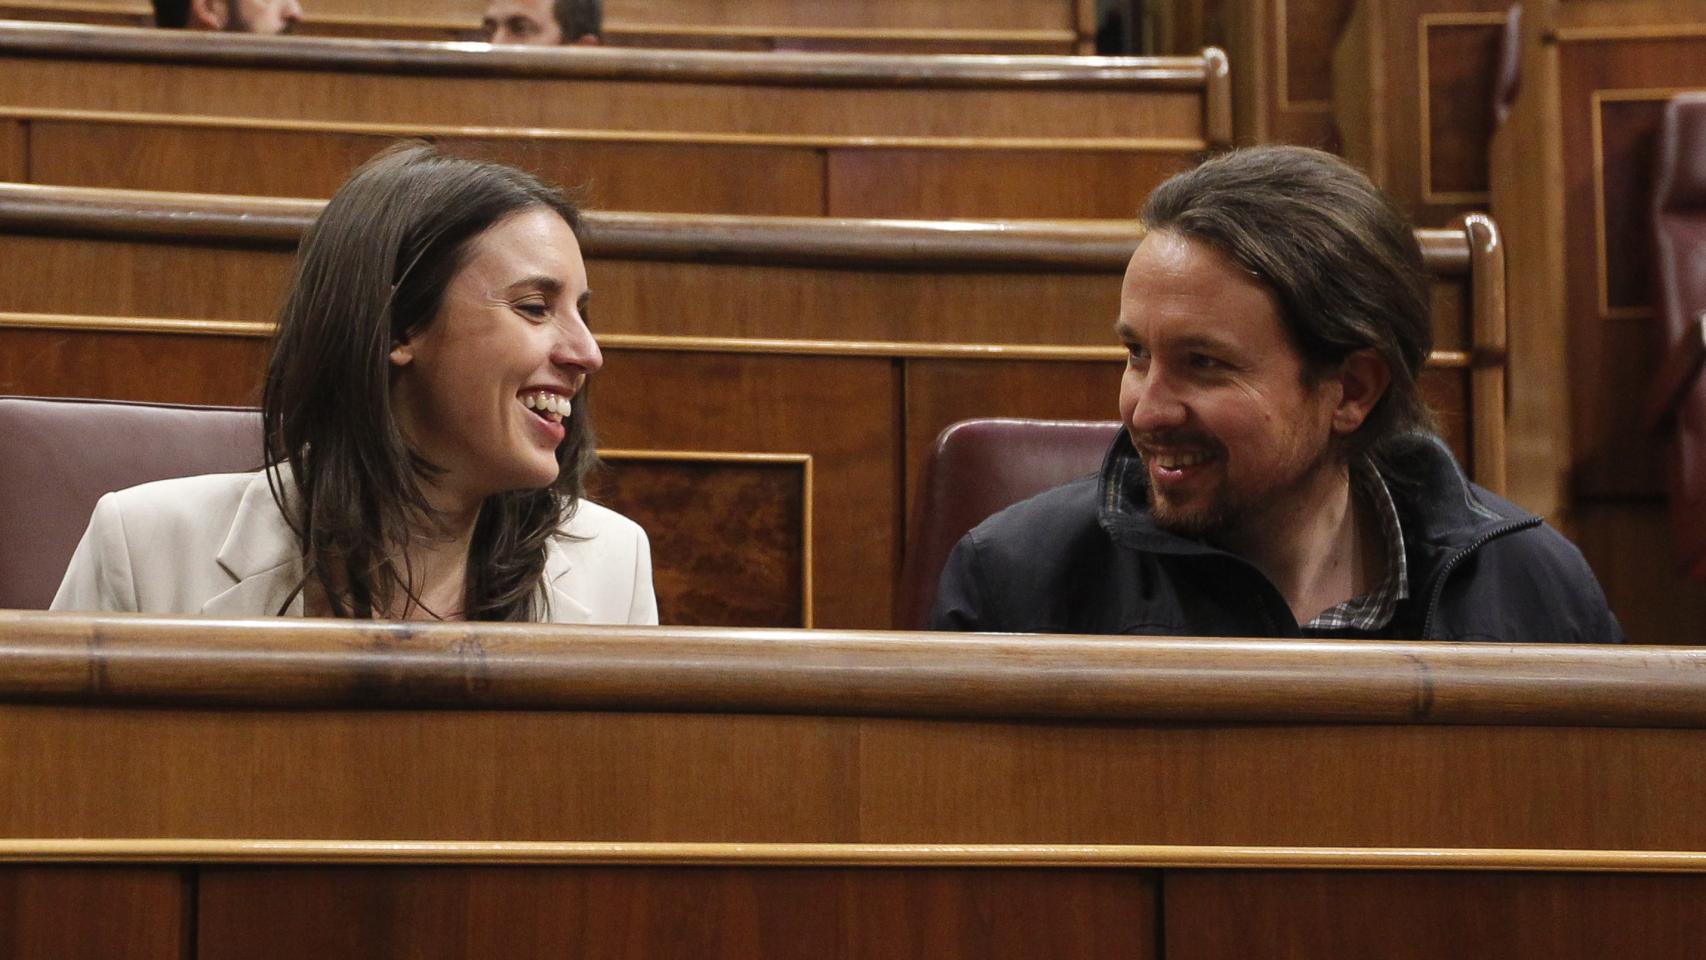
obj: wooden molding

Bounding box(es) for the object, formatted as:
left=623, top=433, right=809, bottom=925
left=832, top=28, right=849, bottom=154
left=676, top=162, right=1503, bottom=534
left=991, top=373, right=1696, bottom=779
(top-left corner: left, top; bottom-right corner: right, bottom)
left=2, top=838, right=1706, bottom=872
left=0, top=612, right=1694, bottom=722
left=1590, top=88, right=1690, bottom=322
left=0, top=21, right=1218, bottom=90
left=1416, top=13, right=1507, bottom=206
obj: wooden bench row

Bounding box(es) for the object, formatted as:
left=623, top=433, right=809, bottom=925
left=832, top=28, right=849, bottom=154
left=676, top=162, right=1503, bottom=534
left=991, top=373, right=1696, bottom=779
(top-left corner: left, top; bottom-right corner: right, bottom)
left=0, top=0, right=1099, bottom=52
left=1, top=615, right=1704, bottom=958
left=0, top=183, right=1506, bottom=629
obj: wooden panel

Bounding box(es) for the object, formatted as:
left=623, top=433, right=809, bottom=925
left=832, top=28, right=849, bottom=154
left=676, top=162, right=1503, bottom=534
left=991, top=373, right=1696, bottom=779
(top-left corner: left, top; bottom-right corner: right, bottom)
left=7, top=702, right=1706, bottom=846
left=1571, top=499, right=1706, bottom=646
left=1556, top=38, right=1706, bottom=497
left=595, top=350, right=897, bottom=630
left=825, top=147, right=1193, bottom=220
left=26, top=120, right=830, bottom=215
left=1166, top=870, right=1706, bottom=959
left=197, top=866, right=1154, bottom=960
left=0, top=327, right=268, bottom=404
left=1424, top=21, right=1502, bottom=196
left=1282, top=0, right=1352, bottom=105
left=0, top=235, right=294, bottom=323
left=1211, top=0, right=1346, bottom=149
left=0, top=866, right=184, bottom=958
left=590, top=455, right=807, bottom=627
left=0, top=118, right=22, bottom=181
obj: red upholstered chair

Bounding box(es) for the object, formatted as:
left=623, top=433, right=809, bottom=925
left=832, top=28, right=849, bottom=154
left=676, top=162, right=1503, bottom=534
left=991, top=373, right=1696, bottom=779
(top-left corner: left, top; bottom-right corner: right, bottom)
left=897, top=418, right=1121, bottom=629
left=0, top=396, right=262, bottom=609
left=1647, top=93, right=1706, bottom=582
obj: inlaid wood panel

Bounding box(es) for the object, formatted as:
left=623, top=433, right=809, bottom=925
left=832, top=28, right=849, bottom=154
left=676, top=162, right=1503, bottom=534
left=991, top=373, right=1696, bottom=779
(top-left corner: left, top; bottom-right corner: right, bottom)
left=825, top=147, right=1195, bottom=220
left=1422, top=18, right=1503, bottom=198
left=589, top=454, right=808, bottom=627
left=24, top=120, right=830, bottom=216
left=0, top=866, right=184, bottom=959
left=1208, top=0, right=1349, bottom=149
left=1165, top=870, right=1706, bottom=959
left=196, top=866, right=1155, bottom=960
left=1569, top=500, right=1706, bottom=647
left=0, top=235, right=294, bottom=323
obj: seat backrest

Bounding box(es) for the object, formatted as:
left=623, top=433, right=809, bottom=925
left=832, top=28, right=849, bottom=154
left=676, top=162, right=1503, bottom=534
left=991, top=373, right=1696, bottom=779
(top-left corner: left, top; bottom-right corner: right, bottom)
left=1651, top=94, right=1706, bottom=581
left=897, top=417, right=1120, bottom=629
left=0, top=396, right=262, bottom=609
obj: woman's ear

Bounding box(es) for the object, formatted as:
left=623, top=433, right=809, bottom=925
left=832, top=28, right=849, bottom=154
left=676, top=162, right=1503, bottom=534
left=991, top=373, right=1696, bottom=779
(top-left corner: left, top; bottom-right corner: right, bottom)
left=1330, top=348, right=1391, bottom=435
left=388, top=340, right=414, bottom=368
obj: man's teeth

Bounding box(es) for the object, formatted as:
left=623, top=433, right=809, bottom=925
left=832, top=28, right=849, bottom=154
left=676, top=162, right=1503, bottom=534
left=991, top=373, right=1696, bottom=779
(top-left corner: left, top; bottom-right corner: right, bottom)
left=1153, top=451, right=1210, bottom=469
left=521, top=391, right=571, bottom=423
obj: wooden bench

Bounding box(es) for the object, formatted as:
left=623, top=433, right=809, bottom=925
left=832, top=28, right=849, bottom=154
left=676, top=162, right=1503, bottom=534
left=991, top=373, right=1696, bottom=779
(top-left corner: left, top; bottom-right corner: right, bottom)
left=0, top=0, right=1099, bottom=52
left=0, top=21, right=1230, bottom=143
left=0, top=615, right=1695, bottom=957
left=0, top=184, right=1507, bottom=628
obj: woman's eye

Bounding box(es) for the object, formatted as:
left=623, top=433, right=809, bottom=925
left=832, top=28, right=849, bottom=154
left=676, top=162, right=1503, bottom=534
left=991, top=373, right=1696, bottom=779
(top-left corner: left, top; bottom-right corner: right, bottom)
left=515, top=301, right=549, bottom=319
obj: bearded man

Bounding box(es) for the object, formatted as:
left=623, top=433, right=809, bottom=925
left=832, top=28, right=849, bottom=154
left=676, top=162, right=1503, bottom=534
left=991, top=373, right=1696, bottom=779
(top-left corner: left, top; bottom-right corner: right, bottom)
left=931, top=146, right=1622, bottom=643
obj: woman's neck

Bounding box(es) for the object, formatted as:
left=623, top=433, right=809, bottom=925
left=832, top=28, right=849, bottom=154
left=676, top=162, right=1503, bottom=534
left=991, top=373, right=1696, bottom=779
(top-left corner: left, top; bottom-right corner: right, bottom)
left=388, top=487, right=483, bottom=621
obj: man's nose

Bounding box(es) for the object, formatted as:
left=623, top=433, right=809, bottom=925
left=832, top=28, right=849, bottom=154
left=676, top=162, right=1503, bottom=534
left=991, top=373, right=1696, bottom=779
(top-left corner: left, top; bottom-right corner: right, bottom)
left=283, top=0, right=303, bottom=22
left=1127, top=368, right=1188, bottom=433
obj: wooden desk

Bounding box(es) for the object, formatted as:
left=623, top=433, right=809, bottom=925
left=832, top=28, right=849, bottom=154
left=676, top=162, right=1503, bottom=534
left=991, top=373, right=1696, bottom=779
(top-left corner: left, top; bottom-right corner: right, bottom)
left=0, top=613, right=1694, bottom=957
left=0, top=21, right=1230, bottom=143
left=0, top=185, right=1506, bottom=628
left=0, top=0, right=1099, bottom=53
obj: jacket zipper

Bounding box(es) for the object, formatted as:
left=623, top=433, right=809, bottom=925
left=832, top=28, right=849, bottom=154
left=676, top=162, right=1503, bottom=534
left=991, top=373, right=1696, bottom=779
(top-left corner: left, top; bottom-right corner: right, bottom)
left=1419, top=516, right=1542, bottom=638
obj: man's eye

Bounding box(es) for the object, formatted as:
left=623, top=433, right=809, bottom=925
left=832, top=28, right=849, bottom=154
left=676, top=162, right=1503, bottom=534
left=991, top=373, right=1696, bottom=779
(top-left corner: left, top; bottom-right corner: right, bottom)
left=1189, top=353, right=1223, bottom=370
left=1125, top=344, right=1149, bottom=361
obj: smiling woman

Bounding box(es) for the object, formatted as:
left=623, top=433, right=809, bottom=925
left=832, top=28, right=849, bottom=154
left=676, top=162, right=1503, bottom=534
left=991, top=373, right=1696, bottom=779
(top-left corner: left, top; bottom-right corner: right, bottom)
left=51, top=144, right=657, bottom=624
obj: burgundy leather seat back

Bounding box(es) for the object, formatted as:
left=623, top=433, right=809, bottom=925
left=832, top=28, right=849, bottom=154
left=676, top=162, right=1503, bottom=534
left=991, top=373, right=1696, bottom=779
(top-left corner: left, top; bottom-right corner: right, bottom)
left=0, top=397, right=262, bottom=609
left=897, top=418, right=1121, bottom=629
left=1652, top=94, right=1706, bottom=581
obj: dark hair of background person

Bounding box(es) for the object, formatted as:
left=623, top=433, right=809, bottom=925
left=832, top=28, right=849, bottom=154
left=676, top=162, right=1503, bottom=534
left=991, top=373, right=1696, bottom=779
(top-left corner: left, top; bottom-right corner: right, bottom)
left=262, top=142, right=596, bottom=622
left=1138, top=145, right=1436, bottom=474
left=152, top=0, right=190, bottom=27
left=554, top=0, right=601, bottom=39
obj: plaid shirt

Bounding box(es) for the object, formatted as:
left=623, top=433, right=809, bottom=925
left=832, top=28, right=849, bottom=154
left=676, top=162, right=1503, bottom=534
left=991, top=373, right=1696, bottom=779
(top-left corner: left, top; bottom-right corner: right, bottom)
left=1302, top=460, right=1408, bottom=633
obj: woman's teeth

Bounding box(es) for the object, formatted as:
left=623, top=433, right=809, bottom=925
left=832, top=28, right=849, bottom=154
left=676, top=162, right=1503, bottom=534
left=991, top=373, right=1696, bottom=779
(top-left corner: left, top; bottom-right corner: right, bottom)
left=521, top=391, right=571, bottom=423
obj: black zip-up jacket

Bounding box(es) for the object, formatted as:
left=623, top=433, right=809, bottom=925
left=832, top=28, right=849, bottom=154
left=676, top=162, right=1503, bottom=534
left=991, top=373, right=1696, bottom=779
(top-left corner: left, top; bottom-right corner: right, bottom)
left=931, top=432, right=1624, bottom=643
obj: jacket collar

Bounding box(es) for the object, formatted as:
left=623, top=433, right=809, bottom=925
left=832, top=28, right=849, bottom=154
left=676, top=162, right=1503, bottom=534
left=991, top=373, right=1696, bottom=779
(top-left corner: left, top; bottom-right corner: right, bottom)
left=201, top=469, right=596, bottom=623
left=202, top=468, right=307, bottom=617
left=1096, top=430, right=1529, bottom=562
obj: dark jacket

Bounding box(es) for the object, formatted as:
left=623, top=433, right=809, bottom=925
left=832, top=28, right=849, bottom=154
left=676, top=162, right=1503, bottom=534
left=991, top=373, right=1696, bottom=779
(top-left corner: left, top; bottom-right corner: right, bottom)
left=931, top=432, right=1624, bottom=643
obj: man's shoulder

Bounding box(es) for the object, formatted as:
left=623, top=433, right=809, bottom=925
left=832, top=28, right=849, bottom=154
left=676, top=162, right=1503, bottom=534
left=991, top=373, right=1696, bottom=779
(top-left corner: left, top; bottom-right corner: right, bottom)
left=962, top=474, right=1106, bottom=557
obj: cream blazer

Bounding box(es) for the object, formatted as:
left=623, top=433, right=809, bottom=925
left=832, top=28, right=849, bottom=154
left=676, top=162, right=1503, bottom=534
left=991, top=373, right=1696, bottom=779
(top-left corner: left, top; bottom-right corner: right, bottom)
left=50, top=470, right=658, bottom=624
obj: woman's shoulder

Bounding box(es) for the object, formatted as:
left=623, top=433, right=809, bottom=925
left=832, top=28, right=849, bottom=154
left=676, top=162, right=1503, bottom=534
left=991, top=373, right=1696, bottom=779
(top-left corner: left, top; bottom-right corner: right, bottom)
left=106, top=471, right=262, bottom=511
left=558, top=497, right=648, bottom=542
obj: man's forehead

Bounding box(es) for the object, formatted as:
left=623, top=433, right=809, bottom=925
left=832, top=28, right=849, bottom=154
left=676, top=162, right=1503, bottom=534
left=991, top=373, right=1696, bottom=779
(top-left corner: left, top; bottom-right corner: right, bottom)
left=485, top=0, right=550, bottom=18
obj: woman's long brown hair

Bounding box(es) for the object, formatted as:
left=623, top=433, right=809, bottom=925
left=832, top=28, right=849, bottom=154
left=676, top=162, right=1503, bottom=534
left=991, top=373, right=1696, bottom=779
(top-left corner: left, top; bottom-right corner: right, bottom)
left=262, top=143, right=598, bottom=621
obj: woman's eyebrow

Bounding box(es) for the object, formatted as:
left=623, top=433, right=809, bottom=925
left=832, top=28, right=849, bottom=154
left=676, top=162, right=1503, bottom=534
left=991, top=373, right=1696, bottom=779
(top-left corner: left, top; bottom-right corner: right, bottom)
left=504, top=275, right=565, bottom=295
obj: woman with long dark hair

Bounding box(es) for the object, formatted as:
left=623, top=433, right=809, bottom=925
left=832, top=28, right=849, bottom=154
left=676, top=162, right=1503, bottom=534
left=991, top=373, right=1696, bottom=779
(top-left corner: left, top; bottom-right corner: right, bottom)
left=53, top=144, right=656, bottom=623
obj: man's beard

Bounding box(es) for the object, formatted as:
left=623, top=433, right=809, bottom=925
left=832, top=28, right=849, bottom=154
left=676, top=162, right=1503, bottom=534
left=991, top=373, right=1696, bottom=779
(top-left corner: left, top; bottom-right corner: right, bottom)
left=1141, top=438, right=1336, bottom=545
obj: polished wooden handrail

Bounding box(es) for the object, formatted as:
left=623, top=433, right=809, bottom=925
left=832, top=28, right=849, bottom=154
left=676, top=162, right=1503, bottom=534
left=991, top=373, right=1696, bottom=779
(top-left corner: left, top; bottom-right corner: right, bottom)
left=0, top=19, right=1213, bottom=88
left=0, top=612, right=1682, bottom=723
left=0, top=182, right=1473, bottom=273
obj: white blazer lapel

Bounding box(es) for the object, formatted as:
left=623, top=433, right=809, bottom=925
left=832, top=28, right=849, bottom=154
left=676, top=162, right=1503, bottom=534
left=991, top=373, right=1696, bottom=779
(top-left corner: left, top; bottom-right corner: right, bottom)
left=201, top=469, right=307, bottom=617
left=543, top=536, right=593, bottom=624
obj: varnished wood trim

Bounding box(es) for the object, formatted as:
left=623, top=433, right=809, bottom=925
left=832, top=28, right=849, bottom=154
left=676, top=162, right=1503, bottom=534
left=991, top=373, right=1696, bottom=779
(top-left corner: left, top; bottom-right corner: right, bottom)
left=1554, top=24, right=1706, bottom=43
left=0, top=182, right=1477, bottom=273
left=0, top=314, right=1481, bottom=368
left=2, top=105, right=1208, bottom=152
left=1203, top=46, right=1232, bottom=148
left=0, top=21, right=1218, bottom=90
left=0, top=613, right=1671, bottom=720
left=1417, top=13, right=1506, bottom=206
left=1590, top=88, right=1686, bottom=321
left=599, top=450, right=815, bottom=627
left=3, top=839, right=1706, bottom=872
left=1464, top=214, right=1508, bottom=495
